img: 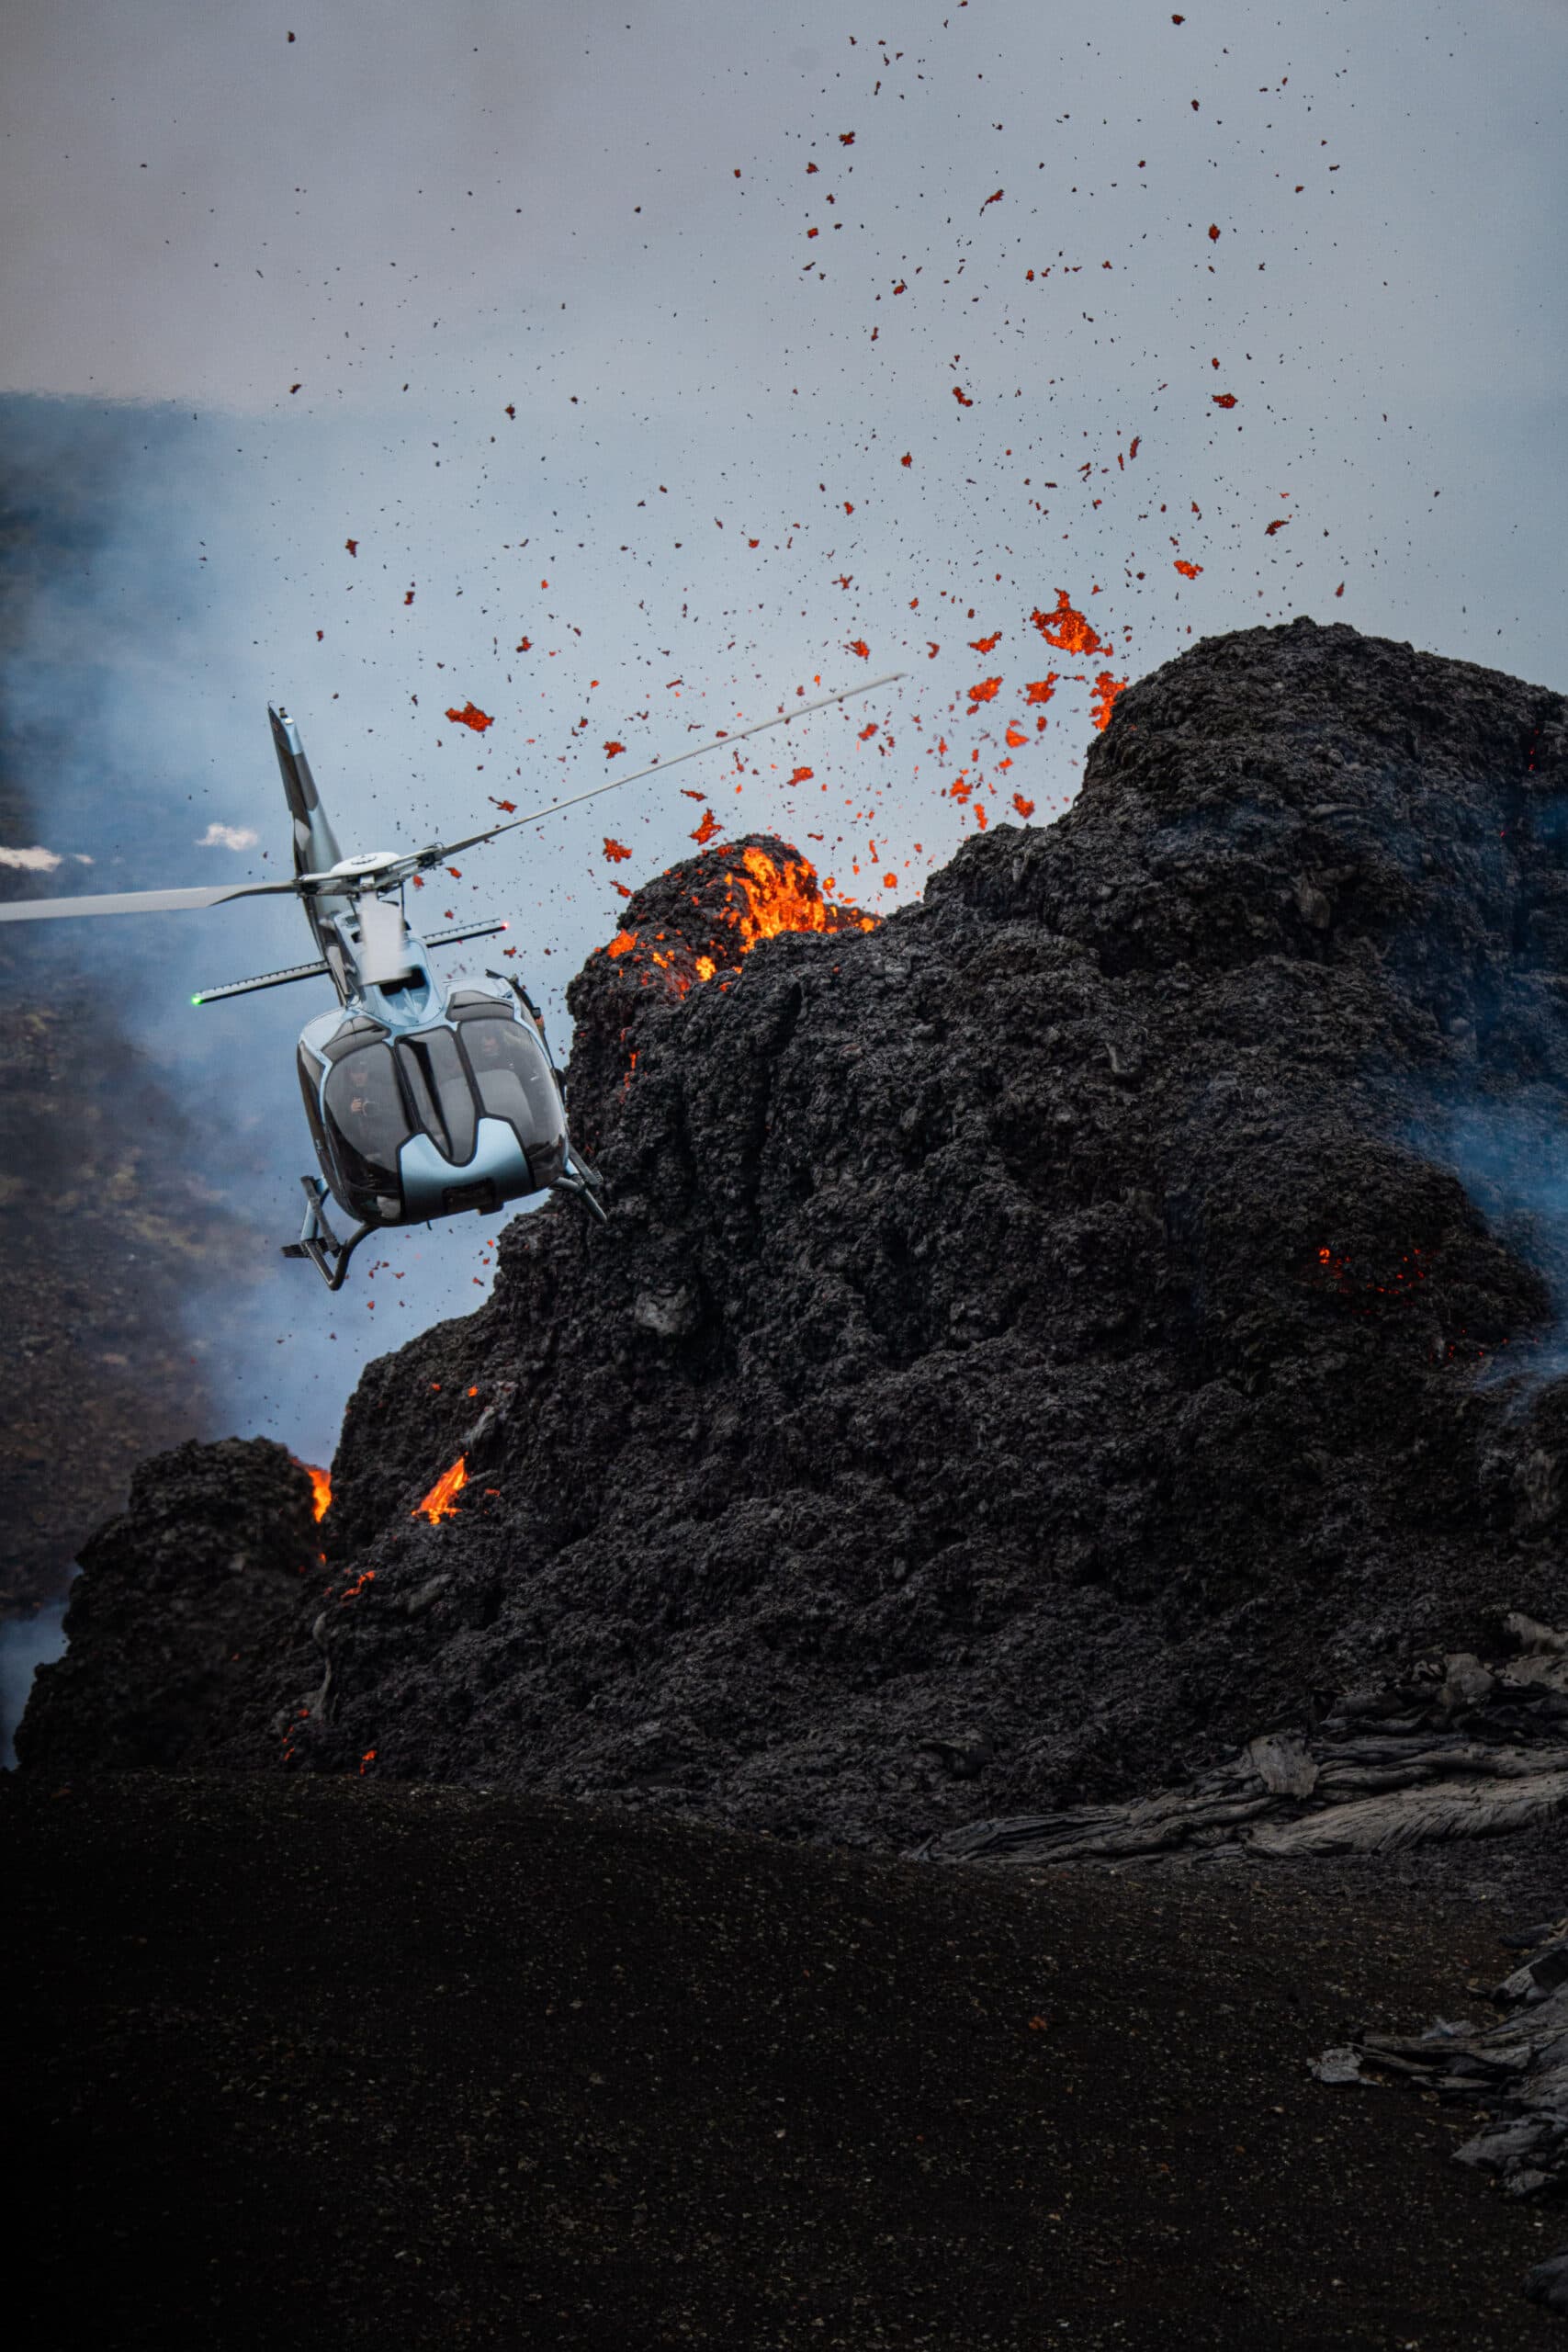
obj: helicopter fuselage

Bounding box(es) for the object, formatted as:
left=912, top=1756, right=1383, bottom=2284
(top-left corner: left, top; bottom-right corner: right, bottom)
left=297, top=954, right=567, bottom=1232
left=264, top=704, right=602, bottom=1283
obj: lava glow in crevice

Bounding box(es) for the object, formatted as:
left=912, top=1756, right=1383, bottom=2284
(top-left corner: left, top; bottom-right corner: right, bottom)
left=414, top=1454, right=468, bottom=1522
left=295, top=1460, right=333, bottom=1521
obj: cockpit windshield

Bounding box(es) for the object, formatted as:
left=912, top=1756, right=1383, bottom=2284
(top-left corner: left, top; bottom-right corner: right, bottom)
left=321, top=1042, right=409, bottom=1199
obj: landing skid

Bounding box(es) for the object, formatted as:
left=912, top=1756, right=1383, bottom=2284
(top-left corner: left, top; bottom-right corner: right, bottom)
left=281, top=1177, right=375, bottom=1290
left=556, top=1142, right=608, bottom=1227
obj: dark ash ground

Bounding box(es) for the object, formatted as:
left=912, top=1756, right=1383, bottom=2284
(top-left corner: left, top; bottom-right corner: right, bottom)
left=6, top=1770, right=1563, bottom=2351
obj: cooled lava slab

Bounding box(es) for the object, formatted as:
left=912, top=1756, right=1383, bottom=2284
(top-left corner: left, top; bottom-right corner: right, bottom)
left=22, top=618, right=1568, bottom=1856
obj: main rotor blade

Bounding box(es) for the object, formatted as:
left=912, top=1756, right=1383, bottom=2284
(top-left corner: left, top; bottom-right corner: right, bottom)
left=0, top=879, right=299, bottom=923
left=427, top=671, right=907, bottom=863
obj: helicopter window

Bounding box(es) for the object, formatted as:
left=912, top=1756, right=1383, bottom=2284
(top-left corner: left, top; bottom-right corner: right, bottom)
left=461, top=1016, right=566, bottom=1179
left=321, top=1043, right=411, bottom=1199
left=395, top=1028, right=477, bottom=1165
left=320, top=1016, right=384, bottom=1060
left=296, top=1046, right=333, bottom=1179
left=448, top=990, right=511, bottom=1014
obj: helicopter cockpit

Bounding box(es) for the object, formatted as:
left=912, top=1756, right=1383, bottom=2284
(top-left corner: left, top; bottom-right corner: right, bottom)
left=298, top=987, right=568, bottom=1228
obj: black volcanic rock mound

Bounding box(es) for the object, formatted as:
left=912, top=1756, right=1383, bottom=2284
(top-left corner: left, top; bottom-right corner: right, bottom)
left=19, top=1440, right=321, bottom=1771
left=23, top=620, right=1568, bottom=1849
left=562, top=830, right=875, bottom=1155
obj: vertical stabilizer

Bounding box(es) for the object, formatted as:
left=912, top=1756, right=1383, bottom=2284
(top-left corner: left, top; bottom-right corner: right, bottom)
left=269, top=704, right=343, bottom=879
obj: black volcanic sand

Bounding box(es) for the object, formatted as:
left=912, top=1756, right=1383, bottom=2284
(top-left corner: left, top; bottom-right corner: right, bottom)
left=6, top=1770, right=1562, bottom=2351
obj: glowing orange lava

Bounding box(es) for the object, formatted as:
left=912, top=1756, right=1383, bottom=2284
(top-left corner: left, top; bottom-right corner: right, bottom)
left=731, top=847, right=874, bottom=951
left=414, top=1455, right=468, bottom=1523
left=1030, top=593, right=1102, bottom=656
left=1089, top=672, right=1128, bottom=732
left=445, top=701, right=494, bottom=732
left=605, top=847, right=877, bottom=1006
left=294, top=1459, right=333, bottom=1521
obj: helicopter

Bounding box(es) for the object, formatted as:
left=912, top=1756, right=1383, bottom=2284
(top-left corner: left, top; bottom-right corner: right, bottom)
left=0, top=673, right=901, bottom=1288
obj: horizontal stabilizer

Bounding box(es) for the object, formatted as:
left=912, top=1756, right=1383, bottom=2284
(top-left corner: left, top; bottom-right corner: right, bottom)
left=423, top=918, right=509, bottom=949
left=192, top=956, right=330, bottom=1005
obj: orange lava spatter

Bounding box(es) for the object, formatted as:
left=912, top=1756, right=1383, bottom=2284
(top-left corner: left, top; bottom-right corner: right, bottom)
left=445, top=701, right=494, bottom=733
left=1030, top=593, right=1102, bottom=657
left=1089, top=672, right=1128, bottom=732
left=414, top=1456, right=468, bottom=1523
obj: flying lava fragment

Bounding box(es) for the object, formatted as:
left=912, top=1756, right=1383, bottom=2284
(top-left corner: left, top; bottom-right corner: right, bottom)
left=1031, top=594, right=1102, bottom=657
left=446, top=701, right=494, bottom=733
left=1089, top=672, right=1128, bottom=732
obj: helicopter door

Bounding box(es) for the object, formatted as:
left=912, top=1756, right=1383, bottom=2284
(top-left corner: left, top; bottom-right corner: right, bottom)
left=458, top=1013, right=568, bottom=1190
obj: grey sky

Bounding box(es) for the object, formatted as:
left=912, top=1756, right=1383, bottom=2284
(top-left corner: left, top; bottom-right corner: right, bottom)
left=2, top=0, right=1565, bottom=1451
